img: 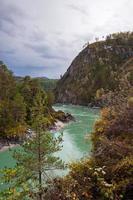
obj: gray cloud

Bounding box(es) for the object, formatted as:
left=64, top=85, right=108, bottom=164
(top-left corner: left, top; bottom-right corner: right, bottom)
left=0, top=0, right=133, bottom=78
left=68, top=4, right=88, bottom=16
left=0, top=1, right=26, bottom=36
left=0, top=49, right=15, bottom=55
left=26, top=43, right=67, bottom=60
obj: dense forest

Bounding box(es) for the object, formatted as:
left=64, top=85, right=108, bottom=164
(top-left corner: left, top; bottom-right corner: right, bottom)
left=0, top=61, right=66, bottom=142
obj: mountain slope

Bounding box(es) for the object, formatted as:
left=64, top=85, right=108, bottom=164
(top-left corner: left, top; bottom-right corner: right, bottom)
left=15, top=76, right=58, bottom=91
left=55, top=32, right=133, bottom=105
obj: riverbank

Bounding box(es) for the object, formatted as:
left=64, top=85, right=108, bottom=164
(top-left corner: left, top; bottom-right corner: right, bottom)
left=50, top=120, right=66, bottom=132
left=0, top=120, right=67, bottom=153
left=0, top=142, right=19, bottom=152
left=0, top=104, right=99, bottom=170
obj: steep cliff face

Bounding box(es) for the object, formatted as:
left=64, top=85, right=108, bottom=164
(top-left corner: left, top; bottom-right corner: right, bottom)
left=55, top=32, right=133, bottom=105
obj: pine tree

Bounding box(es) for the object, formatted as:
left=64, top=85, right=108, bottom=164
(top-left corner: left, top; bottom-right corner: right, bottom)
left=0, top=85, right=64, bottom=200
left=0, top=62, right=27, bottom=139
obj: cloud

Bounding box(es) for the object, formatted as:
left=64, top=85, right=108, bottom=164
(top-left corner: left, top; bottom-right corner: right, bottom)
left=0, top=0, right=133, bottom=78
left=68, top=4, right=89, bottom=16
left=0, top=1, right=26, bottom=36
left=25, top=43, right=67, bottom=60
left=0, top=50, right=15, bottom=58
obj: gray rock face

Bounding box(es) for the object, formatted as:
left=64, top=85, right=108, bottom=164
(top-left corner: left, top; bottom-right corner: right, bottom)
left=55, top=34, right=133, bottom=105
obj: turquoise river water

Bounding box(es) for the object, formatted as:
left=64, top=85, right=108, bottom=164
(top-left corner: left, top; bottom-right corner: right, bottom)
left=0, top=104, right=99, bottom=169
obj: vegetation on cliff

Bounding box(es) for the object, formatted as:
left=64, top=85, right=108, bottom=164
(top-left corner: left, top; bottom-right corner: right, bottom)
left=55, top=32, right=133, bottom=105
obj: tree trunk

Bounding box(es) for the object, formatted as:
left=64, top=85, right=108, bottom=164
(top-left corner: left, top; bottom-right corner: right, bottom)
left=38, top=129, right=42, bottom=200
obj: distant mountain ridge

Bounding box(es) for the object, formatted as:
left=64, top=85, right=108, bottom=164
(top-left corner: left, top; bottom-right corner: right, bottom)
left=55, top=32, right=133, bottom=105
left=15, top=76, right=58, bottom=91
left=15, top=76, right=52, bottom=81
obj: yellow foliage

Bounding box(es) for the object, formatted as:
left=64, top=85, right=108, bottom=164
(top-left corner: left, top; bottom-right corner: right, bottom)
left=101, top=107, right=116, bottom=120
left=127, top=97, right=133, bottom=108
left=94, top=119, right=108, bottom=133
left=6, top=123, right=27, bottom=138
left=96, top=88, right=104, bottom=99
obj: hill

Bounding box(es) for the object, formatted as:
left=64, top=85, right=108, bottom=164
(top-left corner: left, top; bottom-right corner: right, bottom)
left=15, top=76, right=58, bottom=91
left=34, top=77, right=58, bottom=91
left=55, top=32, right=133, bottom=105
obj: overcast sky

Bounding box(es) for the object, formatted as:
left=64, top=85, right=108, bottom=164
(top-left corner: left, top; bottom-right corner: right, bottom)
left=0, top=0, right=133, bottom=78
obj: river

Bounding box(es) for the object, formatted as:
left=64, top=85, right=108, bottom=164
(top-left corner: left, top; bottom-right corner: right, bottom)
left=0, top=104, right=99, bottom=169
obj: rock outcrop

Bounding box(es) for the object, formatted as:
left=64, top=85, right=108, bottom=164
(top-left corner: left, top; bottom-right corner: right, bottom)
left=55, top=32, right=133, bottom=105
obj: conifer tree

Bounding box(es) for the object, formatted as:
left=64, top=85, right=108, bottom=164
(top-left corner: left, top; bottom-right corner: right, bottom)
left=0, top=62, right=27, bottom=139
left=0, top=85, right=64, bottom=200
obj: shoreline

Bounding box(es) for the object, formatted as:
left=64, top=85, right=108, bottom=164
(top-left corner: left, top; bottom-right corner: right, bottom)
left=0, top=143, right=20, bottom=153
left=0, top=120, right=67, bottom=153
left=50, top=120, right=66, bottom=133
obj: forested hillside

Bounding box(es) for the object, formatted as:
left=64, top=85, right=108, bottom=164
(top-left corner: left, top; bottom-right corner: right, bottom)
left=34, top=77, right=58, bottom=91
left=0, top=62, right=66, bottom=200
left=0, top=62, right=63, bottom=142
left=16, top=76, right=58, bottom=92
left=55, top=32, right=133, bottom=106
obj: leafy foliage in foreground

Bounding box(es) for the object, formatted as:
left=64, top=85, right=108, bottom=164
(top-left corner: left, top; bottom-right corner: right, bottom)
left=0, top=131, right=64, bottom=200
left=46, top=79, right=133, bottom=199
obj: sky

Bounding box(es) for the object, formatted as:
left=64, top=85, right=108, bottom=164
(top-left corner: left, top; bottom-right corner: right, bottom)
left=0, top=0, right=133, bottom=78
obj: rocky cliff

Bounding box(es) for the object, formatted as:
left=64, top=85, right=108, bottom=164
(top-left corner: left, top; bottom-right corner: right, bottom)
left=55, top=32, right=133, bottom=105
